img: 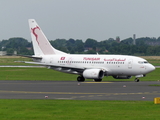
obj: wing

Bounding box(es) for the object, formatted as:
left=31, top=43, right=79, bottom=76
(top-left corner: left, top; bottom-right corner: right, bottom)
left=23, top=61, right=108, bottom=75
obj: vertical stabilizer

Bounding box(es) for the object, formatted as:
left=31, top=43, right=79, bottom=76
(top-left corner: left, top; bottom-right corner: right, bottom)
left=28, top=19, right=67, bottom=56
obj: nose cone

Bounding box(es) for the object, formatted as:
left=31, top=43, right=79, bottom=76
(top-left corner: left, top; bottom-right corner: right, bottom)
left=147, top=64, right=155, bottom=73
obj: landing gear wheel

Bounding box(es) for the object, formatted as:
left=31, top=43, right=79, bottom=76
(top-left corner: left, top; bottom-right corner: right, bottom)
left=77, top=76, right=85, bottom=82
left=134, top=78, right=140, bottom=82
left=94, top=79, right=102, bottom=82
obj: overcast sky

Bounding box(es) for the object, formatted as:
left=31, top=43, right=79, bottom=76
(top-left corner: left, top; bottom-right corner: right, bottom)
left=1, top=0, right=160, bottom=41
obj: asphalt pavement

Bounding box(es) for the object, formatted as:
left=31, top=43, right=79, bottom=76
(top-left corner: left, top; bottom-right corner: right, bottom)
left=0, top=80, right=160, bottom=101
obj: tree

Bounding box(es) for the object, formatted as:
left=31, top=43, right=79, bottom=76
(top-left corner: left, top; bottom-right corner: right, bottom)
left=84, top=38, right=97, bottom=48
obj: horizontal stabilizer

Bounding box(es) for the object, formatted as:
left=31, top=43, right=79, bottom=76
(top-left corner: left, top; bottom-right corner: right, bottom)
left=16, top=55, right=42, bottom=59
left=24, top=61, right=46, bottom=65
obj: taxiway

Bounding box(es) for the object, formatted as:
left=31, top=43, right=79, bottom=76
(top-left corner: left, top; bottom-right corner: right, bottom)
left=0, top=81, right=160, bottom=101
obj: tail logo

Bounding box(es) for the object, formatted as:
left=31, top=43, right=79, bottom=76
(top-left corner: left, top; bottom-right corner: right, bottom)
left=31, top=26, right=40, bottom=44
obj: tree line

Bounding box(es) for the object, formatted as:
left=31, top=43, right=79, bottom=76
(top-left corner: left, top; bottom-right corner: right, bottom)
left=1, top=37, right=160, bottom=56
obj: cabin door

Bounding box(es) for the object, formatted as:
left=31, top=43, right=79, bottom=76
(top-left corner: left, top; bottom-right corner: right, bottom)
left=128, top=59, right=132, bottom=69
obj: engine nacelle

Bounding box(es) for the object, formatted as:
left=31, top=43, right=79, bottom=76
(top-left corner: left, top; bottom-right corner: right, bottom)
left=112, top=75, right=132, bottom=79
left=83, top=69, right=104, bottom=79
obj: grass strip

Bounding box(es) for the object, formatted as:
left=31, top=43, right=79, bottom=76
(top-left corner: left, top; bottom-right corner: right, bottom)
left=0, top=100, right=160, bottom=120
left=0, top=67, right=159, bottom=81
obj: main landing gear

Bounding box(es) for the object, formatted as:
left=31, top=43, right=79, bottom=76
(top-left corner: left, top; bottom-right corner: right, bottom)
left=77, top=76, right=85, bottom=82
left=94, top=79, right=102, bottom=82
left=134, top=78, right=140, bottom=82
left=77, top=76, right=102, bottom=82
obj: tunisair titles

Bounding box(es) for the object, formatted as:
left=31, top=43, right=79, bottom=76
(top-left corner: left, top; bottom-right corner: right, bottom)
left=60, top=57, right=126, bottom=62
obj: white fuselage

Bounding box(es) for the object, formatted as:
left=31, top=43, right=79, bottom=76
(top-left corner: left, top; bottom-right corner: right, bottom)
left=38, top=54, right=155, bottom=77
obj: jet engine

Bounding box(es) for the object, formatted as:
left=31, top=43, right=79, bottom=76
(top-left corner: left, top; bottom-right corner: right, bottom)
left=112, top=75, right=132, bottom=79
left=83, top=69, right=104, bottom=79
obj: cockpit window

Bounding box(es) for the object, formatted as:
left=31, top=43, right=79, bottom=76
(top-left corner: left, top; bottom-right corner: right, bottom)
left=138, top=61, right=143, bottom=64
left=138, top=61, right=148, bottom=64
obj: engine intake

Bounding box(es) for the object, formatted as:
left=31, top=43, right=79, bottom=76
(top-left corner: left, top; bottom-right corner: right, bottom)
left=83, top=69, right=104, bottom=79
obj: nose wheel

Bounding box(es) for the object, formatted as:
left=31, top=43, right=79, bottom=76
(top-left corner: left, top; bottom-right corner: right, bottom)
left=134, top=78, right=140, bottom=82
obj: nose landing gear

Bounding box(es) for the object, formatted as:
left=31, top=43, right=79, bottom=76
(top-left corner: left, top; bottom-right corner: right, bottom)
left=134, top=78, right=140, bottom=82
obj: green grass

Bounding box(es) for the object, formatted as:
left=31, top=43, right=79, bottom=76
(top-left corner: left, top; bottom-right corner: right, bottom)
left=0, top=57, right=33, bottom=66
left=0, top=56, right=160, bottom=120
left=0, top=100, right=160, bottom=120
left=137, top=68, right=160, bottom=81
left=0, top=67, right=159, bottom=81
left=0, top=67, right=76, bottom=80
left=147, top=59, right=160, bottom=66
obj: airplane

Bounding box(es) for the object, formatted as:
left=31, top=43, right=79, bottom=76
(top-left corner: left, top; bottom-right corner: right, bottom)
left=24, top=19, right=155, bottom=82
